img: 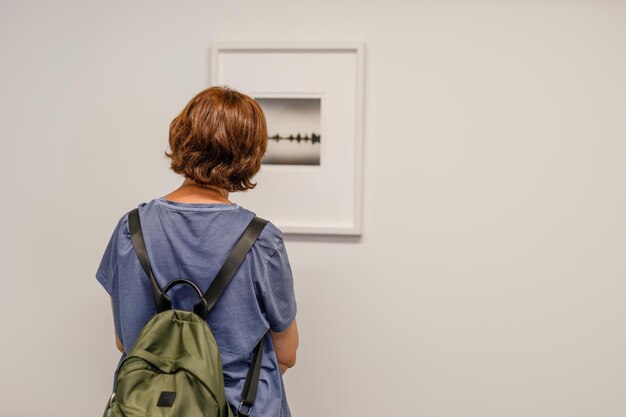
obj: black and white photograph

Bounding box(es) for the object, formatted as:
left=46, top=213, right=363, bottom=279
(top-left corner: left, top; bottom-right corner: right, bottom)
left=256, top=97, right=322, bottom=166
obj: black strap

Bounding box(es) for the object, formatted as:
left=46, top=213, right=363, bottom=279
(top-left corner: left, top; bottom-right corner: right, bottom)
left=128, top=208, right=172, bottom=313
left=237, top=337, right=264, bottom=417
left=128, top=207, right=268, bottom=415
left=196, top=215, right=269, bottom=316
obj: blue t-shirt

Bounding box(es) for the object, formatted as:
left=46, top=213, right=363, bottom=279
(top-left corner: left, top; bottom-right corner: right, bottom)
left=95, top=196, right=297, bottom=417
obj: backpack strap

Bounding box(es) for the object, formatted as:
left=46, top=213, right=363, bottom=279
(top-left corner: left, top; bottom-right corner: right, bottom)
left=191, top=215, right=268, bottom=417
left=128, top=208, right=172, bottom=313
left=193, top=215, right=269, bottom=318
left=237, top=337, right=264, bottom=417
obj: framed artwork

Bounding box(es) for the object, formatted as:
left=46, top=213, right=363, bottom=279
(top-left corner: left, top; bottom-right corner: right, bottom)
left=209, top=42, right=365, bottom=235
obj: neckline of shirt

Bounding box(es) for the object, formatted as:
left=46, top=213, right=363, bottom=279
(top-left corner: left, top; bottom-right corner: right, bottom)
left=154, top=197, right=240, bottom=212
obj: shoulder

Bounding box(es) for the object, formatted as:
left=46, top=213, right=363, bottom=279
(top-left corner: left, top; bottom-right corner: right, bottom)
left=114, top=200, right=153, bottom=238
left=106, top=206, right=137, bottom=244
left=236, top=206, right=285, bottom=261
left=116, top=210, right=131, bottom=238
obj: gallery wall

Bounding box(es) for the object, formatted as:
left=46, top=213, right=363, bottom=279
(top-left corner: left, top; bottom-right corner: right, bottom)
left=1, top=1, right=625, bottom=416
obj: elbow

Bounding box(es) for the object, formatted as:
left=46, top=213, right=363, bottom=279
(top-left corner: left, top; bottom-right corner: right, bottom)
left=271, top=319, right=299, bottom=372
left=278, top=343, right=298, bottom=370
left=115, top=334, right=125, bottom=353
left=280, top=352, right=297, bottom=369
left=278, top=355, right=296, bottom=374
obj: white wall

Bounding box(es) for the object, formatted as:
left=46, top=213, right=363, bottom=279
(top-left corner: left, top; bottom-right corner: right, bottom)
left=1, top=1, right=625, bottom=416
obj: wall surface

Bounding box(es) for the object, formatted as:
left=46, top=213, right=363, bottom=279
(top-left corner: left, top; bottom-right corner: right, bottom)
left=1, top=1, right=625, bottom=416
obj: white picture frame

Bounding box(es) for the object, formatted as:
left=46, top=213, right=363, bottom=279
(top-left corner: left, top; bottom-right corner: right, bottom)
left=210, top=42, right=365, bottom=235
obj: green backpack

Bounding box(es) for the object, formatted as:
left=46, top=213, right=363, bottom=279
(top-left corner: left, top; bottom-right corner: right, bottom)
left=102, top=208, right=269, bottom=417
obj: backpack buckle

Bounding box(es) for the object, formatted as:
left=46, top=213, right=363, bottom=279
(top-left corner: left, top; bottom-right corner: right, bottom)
left=237, top=401, right=253, bottom=417
left=104, top=392, right=116, bottom=417
left=107, top=392, right=116, bottom=407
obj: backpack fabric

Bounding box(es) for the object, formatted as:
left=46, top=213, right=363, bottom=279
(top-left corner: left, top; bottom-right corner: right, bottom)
left=102, top=207, right=268, bottom=417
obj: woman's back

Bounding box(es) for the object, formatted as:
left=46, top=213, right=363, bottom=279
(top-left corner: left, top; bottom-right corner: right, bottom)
left=96, top=196, right=297, bottom=417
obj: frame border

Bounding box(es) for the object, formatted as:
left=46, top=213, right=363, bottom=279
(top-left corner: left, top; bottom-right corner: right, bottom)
left=209, top=41, right=365, bottom=236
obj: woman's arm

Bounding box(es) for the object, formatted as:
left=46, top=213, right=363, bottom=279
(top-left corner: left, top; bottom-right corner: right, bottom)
left=270, top=319, right=299, bottom=375
left=111, top=297, right=124, bottom=353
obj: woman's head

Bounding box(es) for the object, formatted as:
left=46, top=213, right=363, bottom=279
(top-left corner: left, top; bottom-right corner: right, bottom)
left=165, top=85, right=268, bottom=192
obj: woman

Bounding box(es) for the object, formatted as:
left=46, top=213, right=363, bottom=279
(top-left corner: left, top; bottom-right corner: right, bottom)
left=95, top=86, right=299, bottom=417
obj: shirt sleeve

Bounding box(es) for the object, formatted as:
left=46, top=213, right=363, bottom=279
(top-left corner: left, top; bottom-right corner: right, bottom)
left=257, top=235, right=297, bottom=333
left=95, top=215, right=124, bottom=295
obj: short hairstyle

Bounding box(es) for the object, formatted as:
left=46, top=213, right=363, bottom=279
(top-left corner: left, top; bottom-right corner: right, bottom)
left=164, top=85, right=268, bottom=192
